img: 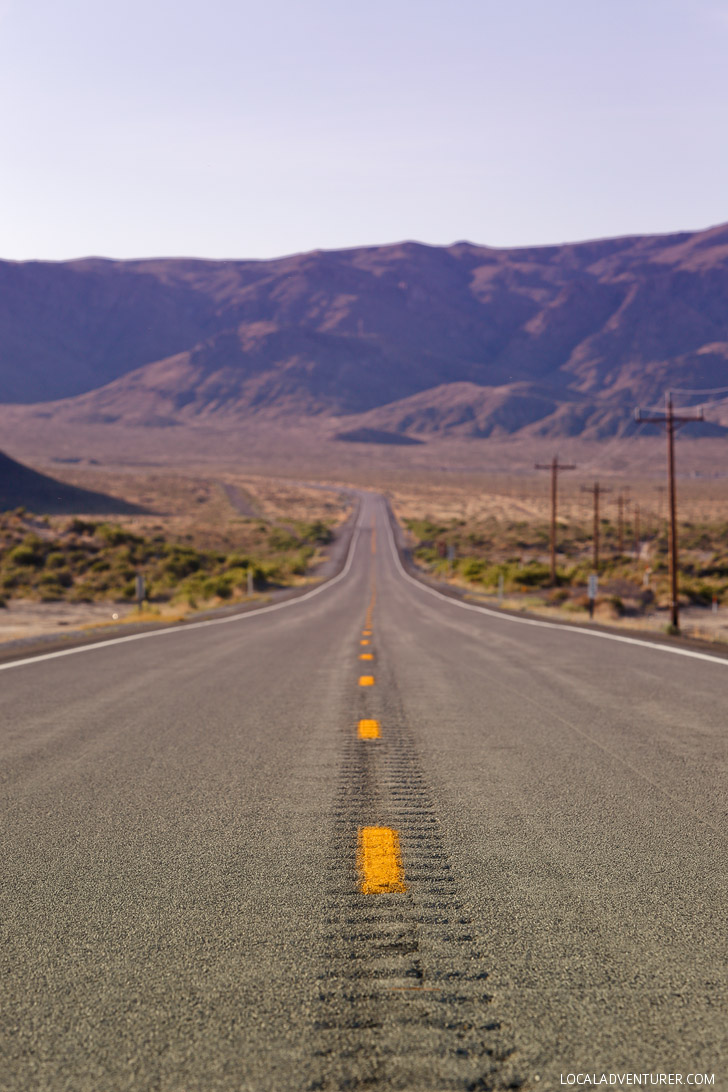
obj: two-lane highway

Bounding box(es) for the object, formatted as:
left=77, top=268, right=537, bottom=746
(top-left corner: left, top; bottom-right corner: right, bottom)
left=2, top=493, right=726, bottom=1091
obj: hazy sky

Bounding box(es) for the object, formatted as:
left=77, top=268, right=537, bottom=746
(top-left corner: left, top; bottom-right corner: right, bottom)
left=2, top=0, right=727, bottom=260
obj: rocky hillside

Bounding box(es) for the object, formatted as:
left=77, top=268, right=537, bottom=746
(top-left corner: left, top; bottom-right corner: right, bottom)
left=2, top=224, right=728, bottom=439
left=0, top=452, right=143, bottom=514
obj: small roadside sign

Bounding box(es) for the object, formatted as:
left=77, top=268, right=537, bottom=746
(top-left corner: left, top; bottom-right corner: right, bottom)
left=587, top=573, right=597, bottom=619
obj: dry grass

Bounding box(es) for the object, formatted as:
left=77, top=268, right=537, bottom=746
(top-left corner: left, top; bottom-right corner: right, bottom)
left=386, top=473, right=728, bottom=530
left=29, top=466, right=351, bottom=553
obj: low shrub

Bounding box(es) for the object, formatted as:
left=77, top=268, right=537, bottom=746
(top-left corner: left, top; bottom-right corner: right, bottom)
left=8, top=540, right=44, bottom=567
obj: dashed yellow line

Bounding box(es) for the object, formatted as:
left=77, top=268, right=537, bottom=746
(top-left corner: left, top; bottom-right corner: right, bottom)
left=371, top=528, right=377, bottom=555
left=359, top=675, right=375, bottom=686
left=360, top=639, right=370, bottom=646
left=357, top=827, right=406, bottom=893
left=362, top=630, right=371, bottom=637
left=358, top=719, right=380, bottom=740
left=359, top=652, right=373, bottom=661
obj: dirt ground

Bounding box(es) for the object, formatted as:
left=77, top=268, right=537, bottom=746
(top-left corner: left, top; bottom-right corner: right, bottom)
left=456, top=583, right=728, bottom=644
left=386, top=474, right=728, bottom=529
left=0, top=600, right=137, bottom=643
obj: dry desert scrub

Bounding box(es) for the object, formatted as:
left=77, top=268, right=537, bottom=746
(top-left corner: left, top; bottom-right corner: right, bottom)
left=0, top=473, right=351, bottom=609
left=389, top=476, right=728, bottom=632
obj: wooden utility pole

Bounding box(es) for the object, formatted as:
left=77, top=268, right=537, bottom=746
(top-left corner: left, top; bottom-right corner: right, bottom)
left=635, top=393, right=704, bottom=632
left=581, top=482, right=610, bottom=571
left=616, top=489, right=630, bottom=556
left=535, top=455, right=576, bottom=584
left=634, top=503, right=641, bottom=560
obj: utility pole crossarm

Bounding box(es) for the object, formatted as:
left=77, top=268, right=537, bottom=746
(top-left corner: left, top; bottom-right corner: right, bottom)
left=634, top=412, right=705, bottom=426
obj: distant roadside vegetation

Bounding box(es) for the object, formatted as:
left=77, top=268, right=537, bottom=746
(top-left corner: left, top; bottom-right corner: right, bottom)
left=0, top=509, right=333, bottom=608
left=405, top=515, right=728, bottom=620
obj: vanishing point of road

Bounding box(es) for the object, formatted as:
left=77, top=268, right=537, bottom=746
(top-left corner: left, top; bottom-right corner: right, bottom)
left=2, top=493, right=726, bottom=1091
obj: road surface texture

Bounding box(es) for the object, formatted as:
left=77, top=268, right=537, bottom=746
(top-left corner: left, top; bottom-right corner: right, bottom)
left=2, top=493, right=726, bottom=1091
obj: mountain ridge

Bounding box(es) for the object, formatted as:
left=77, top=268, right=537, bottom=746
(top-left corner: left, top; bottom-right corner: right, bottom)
left=2, top=223, right=728, bottom=440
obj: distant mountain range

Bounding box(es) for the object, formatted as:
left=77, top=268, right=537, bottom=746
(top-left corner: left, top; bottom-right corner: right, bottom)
left=3, top=223, right=728, bottom=441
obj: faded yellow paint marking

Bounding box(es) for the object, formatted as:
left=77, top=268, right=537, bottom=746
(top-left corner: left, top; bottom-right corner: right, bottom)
left=360, top=639, right=370, bottom=646
left=359, top=675, right=375, bottom=686
left=362, top=630, right=371, bottom=637
left=357, top=827, right=406, bottom=893
left=359, top=652, right=373, bottom=661
left=358, top=719, right=381, bottom=739
left=371, top=528, right=377, bottom=555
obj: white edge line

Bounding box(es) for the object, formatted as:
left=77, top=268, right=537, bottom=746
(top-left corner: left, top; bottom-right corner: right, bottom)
left=0, top=507, right=365, bottom=672
left=382, top=503, right=728, bottom=668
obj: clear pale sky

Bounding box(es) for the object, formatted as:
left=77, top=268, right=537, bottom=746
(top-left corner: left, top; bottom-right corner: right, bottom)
left=1, top=0, right=727, bottom=260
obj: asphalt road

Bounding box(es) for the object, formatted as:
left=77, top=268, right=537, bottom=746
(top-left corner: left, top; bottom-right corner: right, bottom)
left=2, top=493, right=726, bottom=1092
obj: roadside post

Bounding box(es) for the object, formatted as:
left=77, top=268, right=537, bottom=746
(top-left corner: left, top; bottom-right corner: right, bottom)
left=588, top=573, right=598, bottom=619
left=135, top=572, right=145, bottom=612
left=498, top=572, right=504, bottom=603
left=447, top=543, right=455, bottom=575
left=247, top=568, right=254, bottom=596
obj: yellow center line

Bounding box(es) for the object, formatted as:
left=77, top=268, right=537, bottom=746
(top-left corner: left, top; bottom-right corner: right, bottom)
left=362, top=630, right=371, bottom=637
left=359, top=652, right=373, bottom=660
left=357, top=827, right=406, bottom=893
left=358, top=675, right=375, bottom=686
left=360, top=639, right=370, bottom=646
left=358, top=719, right=381, bottom=739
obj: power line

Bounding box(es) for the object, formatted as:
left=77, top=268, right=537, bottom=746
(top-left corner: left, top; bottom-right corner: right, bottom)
left=670, top=384, right=728, bottom=396
left=576, top=418, right=648, bottom=476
